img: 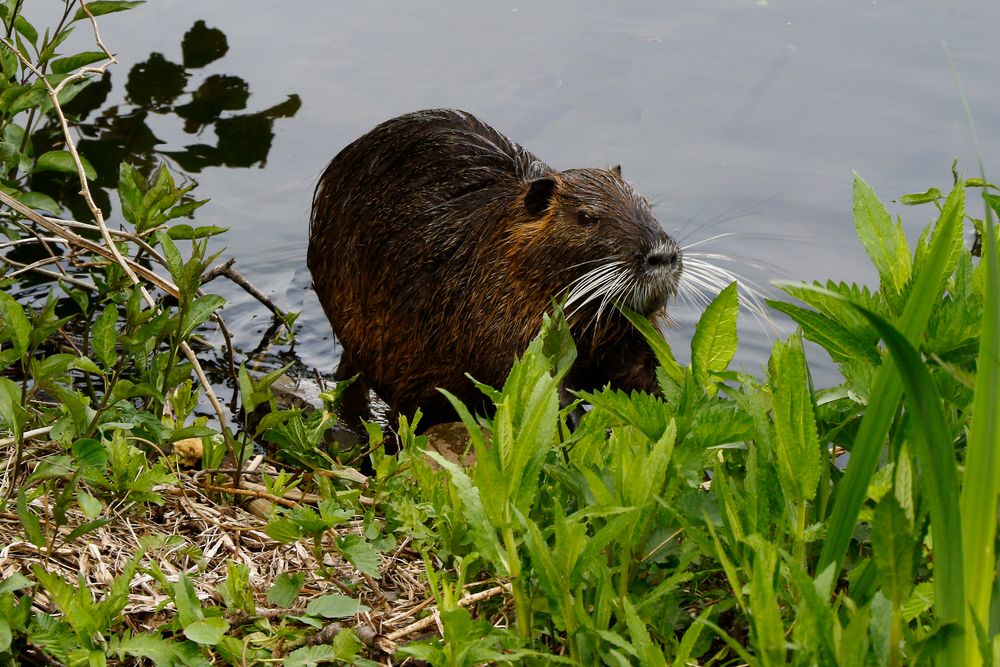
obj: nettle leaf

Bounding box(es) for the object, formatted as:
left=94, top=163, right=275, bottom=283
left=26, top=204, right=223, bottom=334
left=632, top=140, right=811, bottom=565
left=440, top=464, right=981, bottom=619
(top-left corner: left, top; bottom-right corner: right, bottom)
left=0, top=378, right=25, bottom=440
left=267, top=572, right=305, bottom=608
left=335, top=535, right=380, bottom=578
left=112, top=631, right=200, bottom=666
left=180, top=294, right=225, bottom=339
left=184, top=617, right=229, bottom=645
left=871, top=494, right=916, bottom=607
left=427, top=451, right=508, bottom=572
left=0, top=291, right=31, bottom=361
left=305, top=594, right=369, bottom=619
left=34, top=150, right=97, bottom=181
left=17, top=490, right=45, bottom=548
left=284, top=645, right=339, bottom=667
left=578, top=388, right=671, bottom=443
left=691, top=281, right=739, bottom=394
left=853, top=172, right=911, bottom=294
left=92, top=304, right=119, bottom=367
left=768, top=332, right=821, bottom=504
left=768, top=300, right=880, bottom=366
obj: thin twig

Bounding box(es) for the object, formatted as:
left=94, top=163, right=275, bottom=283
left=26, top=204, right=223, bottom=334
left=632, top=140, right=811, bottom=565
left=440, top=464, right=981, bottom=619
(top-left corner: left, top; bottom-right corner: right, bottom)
left=202, top=260, right=288, bottom=320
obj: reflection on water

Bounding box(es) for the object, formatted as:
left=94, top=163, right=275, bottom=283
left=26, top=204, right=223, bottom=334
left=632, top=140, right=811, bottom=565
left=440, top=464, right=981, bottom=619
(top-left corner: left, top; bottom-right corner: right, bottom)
left=35, top=20, right=300, bottom=223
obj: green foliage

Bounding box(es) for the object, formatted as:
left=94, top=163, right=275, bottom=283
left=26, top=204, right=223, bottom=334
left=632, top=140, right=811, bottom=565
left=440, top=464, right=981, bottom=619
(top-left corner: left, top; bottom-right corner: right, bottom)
left=2, top=3, right=998, bottom=664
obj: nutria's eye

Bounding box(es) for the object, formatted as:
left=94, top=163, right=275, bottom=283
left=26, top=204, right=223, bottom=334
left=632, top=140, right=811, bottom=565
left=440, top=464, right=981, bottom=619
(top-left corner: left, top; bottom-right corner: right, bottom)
left=576, top=211, right=599, bottom=225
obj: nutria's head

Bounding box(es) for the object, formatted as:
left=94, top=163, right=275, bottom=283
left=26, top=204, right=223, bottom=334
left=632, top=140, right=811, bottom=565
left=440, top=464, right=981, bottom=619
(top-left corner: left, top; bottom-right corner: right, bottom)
left=505, top=165, right=682, bottom=325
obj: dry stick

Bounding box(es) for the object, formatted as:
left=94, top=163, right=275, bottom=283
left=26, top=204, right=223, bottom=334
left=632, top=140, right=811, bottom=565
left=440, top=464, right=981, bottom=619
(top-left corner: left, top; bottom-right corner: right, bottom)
left=0, top=192, right=179, bottom=297
left=0, top=32, right=240, bottom=480
left=0, top=253, right=95, bottom=290
left=6, top=217, right=73, bottom=283
left=384, top=583, right=511, bottom=643
left=202, top=259, right=287, bottom=320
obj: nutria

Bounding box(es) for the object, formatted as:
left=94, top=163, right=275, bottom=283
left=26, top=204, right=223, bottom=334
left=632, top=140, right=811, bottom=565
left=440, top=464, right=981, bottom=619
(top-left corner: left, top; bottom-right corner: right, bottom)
left=308, top=109, right=682, bottom=428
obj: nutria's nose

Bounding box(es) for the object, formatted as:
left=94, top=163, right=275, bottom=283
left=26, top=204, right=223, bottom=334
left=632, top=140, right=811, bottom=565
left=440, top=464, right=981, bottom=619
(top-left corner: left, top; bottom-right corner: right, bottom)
left=645, top=246, right=681, bottom=269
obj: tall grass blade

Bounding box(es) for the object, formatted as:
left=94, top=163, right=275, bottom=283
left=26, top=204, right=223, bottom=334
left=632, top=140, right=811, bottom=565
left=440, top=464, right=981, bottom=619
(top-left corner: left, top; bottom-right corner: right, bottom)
left=946, top=42, right=1000, bottom=667
left=807, top=181, right=963, bottom=576
left=797, top=286, right=965, bottom=664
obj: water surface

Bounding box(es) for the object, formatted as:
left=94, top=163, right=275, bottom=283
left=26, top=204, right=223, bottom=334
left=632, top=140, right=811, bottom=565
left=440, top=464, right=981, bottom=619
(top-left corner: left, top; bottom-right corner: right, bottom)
left=84, top=1, right=1000, bottom=389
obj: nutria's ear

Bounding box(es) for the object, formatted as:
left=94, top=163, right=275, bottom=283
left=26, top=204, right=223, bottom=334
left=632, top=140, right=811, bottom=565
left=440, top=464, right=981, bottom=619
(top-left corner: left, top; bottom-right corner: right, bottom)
left=524, top=177, right=556, bottom=215
left=610, top=164, right=622, bottom=178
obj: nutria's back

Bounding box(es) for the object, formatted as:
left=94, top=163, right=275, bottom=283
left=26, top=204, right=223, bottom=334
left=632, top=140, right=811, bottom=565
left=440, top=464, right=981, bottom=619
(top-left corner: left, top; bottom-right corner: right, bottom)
left=309, top=109, right=682, bottom=426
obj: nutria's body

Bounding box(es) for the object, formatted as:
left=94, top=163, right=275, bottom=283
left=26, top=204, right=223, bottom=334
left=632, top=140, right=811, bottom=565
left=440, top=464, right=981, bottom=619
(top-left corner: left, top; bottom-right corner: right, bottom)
left=309, top=109, right=681, bottom=427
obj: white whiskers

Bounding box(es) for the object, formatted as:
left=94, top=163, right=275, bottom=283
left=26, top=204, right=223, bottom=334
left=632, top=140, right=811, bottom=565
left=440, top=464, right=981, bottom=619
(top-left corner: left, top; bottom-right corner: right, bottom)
left=676, top=251, right=774, bottom=332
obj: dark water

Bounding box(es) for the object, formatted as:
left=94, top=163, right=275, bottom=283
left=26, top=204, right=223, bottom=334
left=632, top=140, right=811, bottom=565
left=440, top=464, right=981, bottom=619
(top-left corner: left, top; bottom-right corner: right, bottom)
left=42, top=1, right=1000, bottom=389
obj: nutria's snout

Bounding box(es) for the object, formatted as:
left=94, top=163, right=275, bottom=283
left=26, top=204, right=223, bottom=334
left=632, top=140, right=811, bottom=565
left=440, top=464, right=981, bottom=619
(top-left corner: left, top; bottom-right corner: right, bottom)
left=633, top=239, right=683, bottom=315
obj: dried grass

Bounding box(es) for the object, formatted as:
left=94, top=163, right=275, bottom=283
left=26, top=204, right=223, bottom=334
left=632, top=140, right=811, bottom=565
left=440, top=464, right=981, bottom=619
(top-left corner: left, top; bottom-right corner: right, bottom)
left=0, top=436, right=505, bottom=661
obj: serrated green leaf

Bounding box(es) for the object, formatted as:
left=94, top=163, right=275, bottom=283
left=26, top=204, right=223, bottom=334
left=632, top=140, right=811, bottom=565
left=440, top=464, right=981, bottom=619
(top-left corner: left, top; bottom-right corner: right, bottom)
left=426, top=452, right=507, bottom=572
left=284, top=645, right=339, bottom=667
left=92, top=304, right=119, bottom=367
left=768, top=300, right=879, bottom=365
left=17, top=490, right=45, bottom=548
left=769, top=332, right=821, bottom=504
left=184, top=617, right=229, bottom=645
left=871, top=495, right=915, bottom=607
left=691, top=281, right=739, bottom=393
left=853, top=172, right=911, bottom=294
left=305, top=594, right=368, bottom=619
left=263, top=517, right=303, bottom=543
left=814, top=284, right=965, bottom=654
left=180, top=294, right=225, bottom=340
left=35, top=150, right=97, bottom=180
left=72, top=437, right=107, bottom=469
left=336, top=536, right=380, bottom=578
left=818, top=182, right=964, bottom=580
left=267, top=572, right=305, bottom=608
left=0, top=291, right=30, bottom=361
left=0, top=377, right=25, bottom=441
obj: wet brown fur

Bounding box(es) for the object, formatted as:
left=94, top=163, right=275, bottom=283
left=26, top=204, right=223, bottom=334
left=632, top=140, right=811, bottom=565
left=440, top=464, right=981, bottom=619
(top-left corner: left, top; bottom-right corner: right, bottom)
left=308, top=109, right=681, bottom=427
